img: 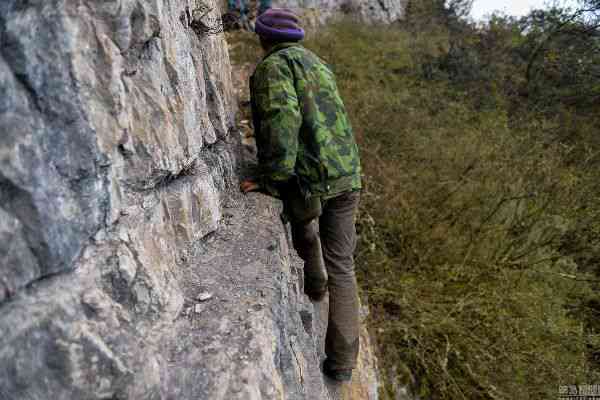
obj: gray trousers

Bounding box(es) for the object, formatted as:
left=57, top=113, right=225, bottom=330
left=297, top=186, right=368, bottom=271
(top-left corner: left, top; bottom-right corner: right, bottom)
left=289, top=190, right=361, bottom=370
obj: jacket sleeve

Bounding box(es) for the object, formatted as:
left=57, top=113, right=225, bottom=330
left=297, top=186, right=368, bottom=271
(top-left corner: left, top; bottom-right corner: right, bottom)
left=251, top=58, right=302, bottom=197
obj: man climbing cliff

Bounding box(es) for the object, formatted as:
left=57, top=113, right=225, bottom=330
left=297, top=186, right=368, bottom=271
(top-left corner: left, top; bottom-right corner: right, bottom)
left=239, top=8, right=363, bottom=383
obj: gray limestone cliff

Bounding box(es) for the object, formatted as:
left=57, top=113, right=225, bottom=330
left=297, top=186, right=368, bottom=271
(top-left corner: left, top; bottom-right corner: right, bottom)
left=276, top=0, right=406, bottom=25
left=0, top=0, right=383, bottom=399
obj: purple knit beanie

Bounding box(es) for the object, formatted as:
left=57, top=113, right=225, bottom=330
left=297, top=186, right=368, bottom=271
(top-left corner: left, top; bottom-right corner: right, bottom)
left=255, top=8, right=305, bottom=42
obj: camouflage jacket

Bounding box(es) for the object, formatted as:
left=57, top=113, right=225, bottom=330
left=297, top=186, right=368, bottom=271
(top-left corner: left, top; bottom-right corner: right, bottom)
left=250, top=42, right=362, bottom=199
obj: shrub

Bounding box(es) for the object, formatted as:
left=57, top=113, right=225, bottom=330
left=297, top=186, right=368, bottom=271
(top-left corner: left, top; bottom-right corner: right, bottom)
left=305, top=21, right=600, bottom=400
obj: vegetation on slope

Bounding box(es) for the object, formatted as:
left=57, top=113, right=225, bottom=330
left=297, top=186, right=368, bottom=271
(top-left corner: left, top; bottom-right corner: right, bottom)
left=228, top=1, right=600, bottom=397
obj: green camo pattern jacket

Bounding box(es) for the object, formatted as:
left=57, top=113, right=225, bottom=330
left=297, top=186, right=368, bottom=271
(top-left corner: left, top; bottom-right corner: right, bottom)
left=250, top=42, right=362, bottom=199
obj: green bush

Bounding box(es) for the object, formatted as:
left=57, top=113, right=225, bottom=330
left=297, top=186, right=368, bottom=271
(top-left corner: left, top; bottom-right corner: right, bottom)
left=304, top=21, right=600, bottom=400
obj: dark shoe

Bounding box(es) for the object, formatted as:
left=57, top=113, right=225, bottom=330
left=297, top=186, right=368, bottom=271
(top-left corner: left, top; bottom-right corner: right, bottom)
left=322, top=358, right=352, bottom=382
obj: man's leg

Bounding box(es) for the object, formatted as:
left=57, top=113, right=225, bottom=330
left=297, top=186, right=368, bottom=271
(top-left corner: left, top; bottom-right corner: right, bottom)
left=290, top=219, right=328, bottom=301
left=319, top=191, right=361, bottom=372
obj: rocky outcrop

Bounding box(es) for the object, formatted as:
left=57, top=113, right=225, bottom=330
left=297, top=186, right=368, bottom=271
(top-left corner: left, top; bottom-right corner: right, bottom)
left=0, top=0, right=379, bottom=399
left=275, top=0, right=406, bottom=25
left=0, top=0, right=234, bottom=302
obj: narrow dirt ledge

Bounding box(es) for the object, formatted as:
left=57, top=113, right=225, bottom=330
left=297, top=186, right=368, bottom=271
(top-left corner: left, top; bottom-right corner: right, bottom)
left=160, top=187, right=328, bottom=399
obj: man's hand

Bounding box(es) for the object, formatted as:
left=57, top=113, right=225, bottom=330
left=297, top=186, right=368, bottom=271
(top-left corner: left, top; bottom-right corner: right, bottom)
left=240, top=179, right=260, bottom=193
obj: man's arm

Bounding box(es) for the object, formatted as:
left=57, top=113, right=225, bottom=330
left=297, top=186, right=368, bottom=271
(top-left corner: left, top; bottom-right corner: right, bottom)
left=245, top=58, right=302, bottom=197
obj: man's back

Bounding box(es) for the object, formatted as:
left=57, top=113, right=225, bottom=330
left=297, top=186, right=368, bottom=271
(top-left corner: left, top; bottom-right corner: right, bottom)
left=250, top=42, right=362, bottom=198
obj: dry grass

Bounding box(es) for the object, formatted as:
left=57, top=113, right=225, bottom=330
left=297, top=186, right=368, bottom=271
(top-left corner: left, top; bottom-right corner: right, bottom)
left=305, top=22, right=600, bottom=400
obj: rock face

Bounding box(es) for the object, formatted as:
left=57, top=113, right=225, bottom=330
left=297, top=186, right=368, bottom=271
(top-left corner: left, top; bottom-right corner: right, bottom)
left=0, top=0, right=233, bottom=302
left=0, top=0, right=380, bottom=399
left=276, top=0, right=406, bottom=25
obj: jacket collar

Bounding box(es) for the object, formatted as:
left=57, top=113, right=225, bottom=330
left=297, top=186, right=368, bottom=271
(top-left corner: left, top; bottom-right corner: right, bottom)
left=262, top=42, right=302, bottom=60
